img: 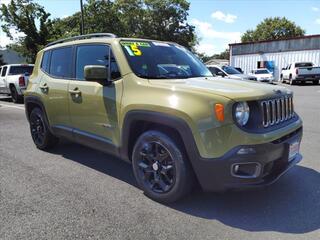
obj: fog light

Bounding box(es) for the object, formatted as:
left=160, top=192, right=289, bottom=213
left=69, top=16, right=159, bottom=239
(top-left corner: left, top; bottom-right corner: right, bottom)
left=237, top=147, right=256, bottom=155
left=231, top=162, right=261, bottom=178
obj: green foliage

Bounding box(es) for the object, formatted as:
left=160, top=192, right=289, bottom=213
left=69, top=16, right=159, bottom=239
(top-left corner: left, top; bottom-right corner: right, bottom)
left=0, top=0, right=57, bottom=63
left=0, top=54, right=6, bottom=65
left=198, top=49, right=230, bottom=63
left=241, top=17, right=305, bottom=43
left=0, top=0, right=196, bottom=62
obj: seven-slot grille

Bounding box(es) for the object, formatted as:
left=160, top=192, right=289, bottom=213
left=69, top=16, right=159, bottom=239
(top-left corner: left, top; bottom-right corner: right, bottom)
left=260, top=95, right=294, bottom=127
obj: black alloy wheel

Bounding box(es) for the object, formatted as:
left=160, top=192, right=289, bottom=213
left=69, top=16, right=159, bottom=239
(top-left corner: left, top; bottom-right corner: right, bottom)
left=29, top=108, right=58, bottom=150
left=137, top=141, right=175, bottom=193
left=132, top=130, right=195, bottom=203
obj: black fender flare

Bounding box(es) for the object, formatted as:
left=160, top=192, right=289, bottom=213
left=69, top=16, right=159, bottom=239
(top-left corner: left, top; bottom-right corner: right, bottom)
left=120, top=110, right=202, bottom=165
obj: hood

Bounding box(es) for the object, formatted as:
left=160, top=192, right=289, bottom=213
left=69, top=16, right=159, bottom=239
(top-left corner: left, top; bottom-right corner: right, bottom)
left=148, top=77, right=292, bottom=101
left=229, top=74, right=256, bottom=81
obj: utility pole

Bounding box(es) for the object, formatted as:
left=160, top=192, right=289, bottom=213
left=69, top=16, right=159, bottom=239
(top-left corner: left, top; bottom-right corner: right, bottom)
left=80, top=0, right=85, bottom=35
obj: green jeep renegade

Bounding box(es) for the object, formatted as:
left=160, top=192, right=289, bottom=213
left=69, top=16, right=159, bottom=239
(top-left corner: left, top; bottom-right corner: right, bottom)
left=25, top=33, right=303, bottom=203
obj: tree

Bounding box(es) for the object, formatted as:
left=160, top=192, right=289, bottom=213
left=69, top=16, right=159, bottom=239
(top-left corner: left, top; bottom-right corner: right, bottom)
left=241, top=17, right=305, bottom=43
left=198, top=49, right=230, bottom=63
left=0, top=0, right=57, bottom=62
left=0, top=54, right=6, bottom=65
left=54, top=0, right=196, bottom=49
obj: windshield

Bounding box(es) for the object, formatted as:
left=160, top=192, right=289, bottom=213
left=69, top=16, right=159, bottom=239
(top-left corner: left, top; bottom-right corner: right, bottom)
left=120, top=41, right=212, bottom=79
left=9, top=66, right=33, bottom=75
left=255, top=69, right=270, bottom=74
left=221, top=66, right=241, bottom=75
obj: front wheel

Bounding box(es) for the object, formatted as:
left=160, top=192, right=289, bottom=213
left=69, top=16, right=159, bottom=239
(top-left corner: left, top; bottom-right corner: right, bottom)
left=29, top=107, right=59, bottom=150
left=132, top=130, right=195, bottom=203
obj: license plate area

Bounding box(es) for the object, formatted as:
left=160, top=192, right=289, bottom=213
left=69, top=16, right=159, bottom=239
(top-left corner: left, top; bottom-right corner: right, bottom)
left=288, top=141, right=300, bottom=162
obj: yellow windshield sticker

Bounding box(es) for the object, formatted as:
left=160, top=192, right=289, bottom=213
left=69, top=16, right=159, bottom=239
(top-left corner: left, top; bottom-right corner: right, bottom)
left=130, top=44, right=142, bottom=56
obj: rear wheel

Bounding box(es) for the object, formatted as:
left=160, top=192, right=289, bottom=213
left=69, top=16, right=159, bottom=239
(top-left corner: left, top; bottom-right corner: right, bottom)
left=132, top=130, right=195, bottom=203
left=10, top=86, right=23, bottom=103
left=29, top=107, right=59, bottom=150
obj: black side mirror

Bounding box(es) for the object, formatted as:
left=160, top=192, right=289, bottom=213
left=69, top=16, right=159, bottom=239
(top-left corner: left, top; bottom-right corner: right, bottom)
left=84, top=65, right=109, bottom=85
left=217, top=71, right=225, bottom=77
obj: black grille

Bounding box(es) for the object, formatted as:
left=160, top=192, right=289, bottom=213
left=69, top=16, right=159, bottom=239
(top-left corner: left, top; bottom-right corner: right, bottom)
left=260, top=95, right=294, bottom=128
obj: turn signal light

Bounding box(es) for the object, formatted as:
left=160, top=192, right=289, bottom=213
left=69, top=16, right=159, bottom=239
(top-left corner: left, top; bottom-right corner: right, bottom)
left=215, top=103, right=224, bottom=122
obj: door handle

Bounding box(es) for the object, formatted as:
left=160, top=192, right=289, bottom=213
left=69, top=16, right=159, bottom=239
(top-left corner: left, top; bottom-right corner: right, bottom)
left=39, top=83, right=49, bottom=91
left=68, top=88, right=82, bottom=95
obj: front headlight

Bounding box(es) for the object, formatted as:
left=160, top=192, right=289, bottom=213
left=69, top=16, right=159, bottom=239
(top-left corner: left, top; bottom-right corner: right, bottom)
left=234, top=102, right=250, bottom=126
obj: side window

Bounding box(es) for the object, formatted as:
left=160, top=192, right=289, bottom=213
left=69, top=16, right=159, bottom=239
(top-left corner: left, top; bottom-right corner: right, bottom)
left=110, top=51, right=121, bottom=80
left=41, top=51, right=51, bottom=73
left=49, top=47, right=73, bottom=78
left=0, top=67, right=2, bottom=76
left=1, top=66, right=7, bottom=77
left=76, top=45, right=110, bottom=80
left=209, top=67, right=218, bottom=75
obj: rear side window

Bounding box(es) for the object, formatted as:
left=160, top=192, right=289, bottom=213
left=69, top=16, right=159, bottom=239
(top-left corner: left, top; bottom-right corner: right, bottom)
left=41, top=51, right=51, bottom=73
left=1, top=66, right=7, bottom=77
left=8, top=66, right=33, bottom=75
left=49, top=47, right=73, bottom=78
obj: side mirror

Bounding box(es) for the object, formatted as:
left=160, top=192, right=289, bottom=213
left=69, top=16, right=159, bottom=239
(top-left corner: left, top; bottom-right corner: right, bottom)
left=217, top=71, right=225, bottom=77
left=84, top=65, right=109, bottom=85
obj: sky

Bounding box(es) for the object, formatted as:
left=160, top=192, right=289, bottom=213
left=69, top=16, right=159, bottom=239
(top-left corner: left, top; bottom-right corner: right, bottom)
left=1, top=0, right=320, bottom=55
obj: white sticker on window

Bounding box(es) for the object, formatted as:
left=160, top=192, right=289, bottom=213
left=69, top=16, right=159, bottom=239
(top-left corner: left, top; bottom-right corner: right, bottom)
left=153, top=42, right=170, bottom=47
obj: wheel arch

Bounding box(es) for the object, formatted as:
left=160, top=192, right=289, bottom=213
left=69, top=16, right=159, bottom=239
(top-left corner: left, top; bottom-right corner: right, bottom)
left=120, top=110, right=201, bottom=165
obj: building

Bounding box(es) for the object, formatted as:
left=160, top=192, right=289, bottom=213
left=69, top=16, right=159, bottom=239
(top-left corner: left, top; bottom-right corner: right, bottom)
left=205, top=58, right=229, bottom=66
left=229, top=34, right=320, bottom=80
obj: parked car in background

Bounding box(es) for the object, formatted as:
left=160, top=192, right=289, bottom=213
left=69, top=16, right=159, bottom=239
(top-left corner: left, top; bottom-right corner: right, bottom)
left=249, top=68, right=274, bottom=83
left=234, top=67, right=243, bottom=73
left=280, top=62, right=320, bottom=85
left=0, top=64, right=34, bottom=103
left=207, top=65, right=257, bottom=81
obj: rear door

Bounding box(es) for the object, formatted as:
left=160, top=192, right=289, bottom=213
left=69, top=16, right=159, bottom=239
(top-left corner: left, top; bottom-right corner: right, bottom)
left=68, top=44, right=123, bottom=147
left=39, top=47, right=72, bottom=135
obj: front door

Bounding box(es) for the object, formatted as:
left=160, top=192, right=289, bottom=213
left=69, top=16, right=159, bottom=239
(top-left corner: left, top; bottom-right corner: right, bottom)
left=68, top=44, right=123, bottom=147
left=39, top=47, right=72, bottom=134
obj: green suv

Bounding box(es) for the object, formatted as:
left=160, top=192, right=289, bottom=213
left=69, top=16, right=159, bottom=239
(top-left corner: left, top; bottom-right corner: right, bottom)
left=25, top=33, right=303, bottom=203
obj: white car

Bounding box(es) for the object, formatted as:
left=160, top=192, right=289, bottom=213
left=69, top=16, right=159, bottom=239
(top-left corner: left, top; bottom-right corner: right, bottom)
left=207, top=65, right=257, bottom=81
left=249, top=68, right=274, bottom=83
left=0, top=64, right=34, bottom=103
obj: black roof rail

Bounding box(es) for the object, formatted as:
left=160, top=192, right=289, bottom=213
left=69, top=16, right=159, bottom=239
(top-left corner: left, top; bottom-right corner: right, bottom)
left=45, top=33, right=117, bottom=47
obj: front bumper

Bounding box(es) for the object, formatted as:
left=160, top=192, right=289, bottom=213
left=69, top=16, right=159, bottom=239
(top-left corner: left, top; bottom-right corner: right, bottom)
left=193, top=127, right=303, bottom=192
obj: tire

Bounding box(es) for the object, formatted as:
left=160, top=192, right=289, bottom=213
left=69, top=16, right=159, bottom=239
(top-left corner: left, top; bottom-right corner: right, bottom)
left=280, top=75, right=284, bottom=83
left=10, top=86, right=23, bottom=103
left=289, top=75, right=294, bottom=85
left=313, top=80, right=319, bottom=85
left=29, top=107, right=59, bottom=150
left=132, top=130, right=195, bottom=203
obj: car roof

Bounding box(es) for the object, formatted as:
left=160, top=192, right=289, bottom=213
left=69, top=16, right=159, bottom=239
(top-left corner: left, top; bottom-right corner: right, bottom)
left=0, top=64, right=34, bottom=67
left=43, top=37, right=175, bottom=52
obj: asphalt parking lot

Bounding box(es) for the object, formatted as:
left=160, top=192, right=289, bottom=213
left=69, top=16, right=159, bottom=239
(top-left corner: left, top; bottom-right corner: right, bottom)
left=0, top=83, right=319, bottom=240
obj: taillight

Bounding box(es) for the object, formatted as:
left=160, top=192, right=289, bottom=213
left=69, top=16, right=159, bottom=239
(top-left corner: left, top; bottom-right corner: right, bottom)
left=19, top=76, right=25, bottom=86
left=296, top=68, right=299, bottom=75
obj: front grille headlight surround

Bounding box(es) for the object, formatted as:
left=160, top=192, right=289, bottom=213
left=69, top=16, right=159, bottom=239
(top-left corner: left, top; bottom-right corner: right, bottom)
left=234, top=101, right=250, bottom=126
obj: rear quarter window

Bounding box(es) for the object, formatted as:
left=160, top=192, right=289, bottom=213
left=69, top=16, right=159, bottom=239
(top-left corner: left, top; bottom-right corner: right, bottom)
left=41, top=51, right=51, bottom=73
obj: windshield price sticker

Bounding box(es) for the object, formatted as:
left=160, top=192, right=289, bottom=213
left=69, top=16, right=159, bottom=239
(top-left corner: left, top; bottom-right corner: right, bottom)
left=121, top=41, right=151, bottom=56
left=121, top=41, right=151, bottom=47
